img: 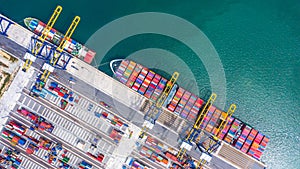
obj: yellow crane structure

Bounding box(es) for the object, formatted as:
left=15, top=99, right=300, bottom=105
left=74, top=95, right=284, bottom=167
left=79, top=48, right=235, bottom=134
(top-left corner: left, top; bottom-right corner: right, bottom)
left=50, top=16, right=81, bottom=65
left=22, top=5, right=62, bottom=72
left=195, top=104, right=236, bottom=168
left=156, top=72, right=180, bottom=108
left=176, top=93, right=217, bottom=160
left=139, top=72, right=179, bottom=138
left=40, top=16, right=81, bottom=82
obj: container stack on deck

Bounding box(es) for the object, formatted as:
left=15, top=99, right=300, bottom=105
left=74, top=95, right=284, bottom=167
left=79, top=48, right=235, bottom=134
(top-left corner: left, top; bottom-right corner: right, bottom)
left=167, top=87, right=206, bottom=123
left=205, top=108, right=222, bottom=133
left=114, top=59, right=270, bottom=161
left=115, top=60, right=168, bottom=102
left=180, top=94, right=196, bottom=119
left=132, top=68, right=148, bottom=92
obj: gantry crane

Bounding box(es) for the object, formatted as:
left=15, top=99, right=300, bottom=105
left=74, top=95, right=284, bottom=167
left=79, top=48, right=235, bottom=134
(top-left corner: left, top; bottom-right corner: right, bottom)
left=40, top=16, right=80, bottom=82
left=22, top=5, right=62, bottom=72
left=139, top=72, right=179, bottom=139
left=195, top=104, right=236, bottom=168
left=176, top=93, right=217, bottom=160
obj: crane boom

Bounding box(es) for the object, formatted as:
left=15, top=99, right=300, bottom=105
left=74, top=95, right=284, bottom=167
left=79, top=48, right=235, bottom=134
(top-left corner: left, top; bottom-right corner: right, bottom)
left=38, top=5, right=63, bottom=43
left=215, top=104, right=236, bottom=138
left=51, top=16, right=80, bottom=65
left=156, top=72, right=179, bottom=108
left=193, top=93, right=217, bottom=129
left=57, top=16, right=80, bottom=53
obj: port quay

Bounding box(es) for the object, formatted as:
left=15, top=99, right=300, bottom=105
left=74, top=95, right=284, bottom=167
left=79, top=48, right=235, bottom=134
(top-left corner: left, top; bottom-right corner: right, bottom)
left=0, top=11, right=268, bottom=169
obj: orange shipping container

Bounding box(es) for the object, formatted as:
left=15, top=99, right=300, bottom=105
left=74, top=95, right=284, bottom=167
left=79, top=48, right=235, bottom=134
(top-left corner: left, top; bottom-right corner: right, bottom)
left=12, top=136, right=20, bottom=143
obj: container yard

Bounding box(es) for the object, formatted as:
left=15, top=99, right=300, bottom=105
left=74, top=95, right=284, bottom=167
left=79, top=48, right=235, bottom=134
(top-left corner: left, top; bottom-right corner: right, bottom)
left=0, top=4, right=270, bottom=169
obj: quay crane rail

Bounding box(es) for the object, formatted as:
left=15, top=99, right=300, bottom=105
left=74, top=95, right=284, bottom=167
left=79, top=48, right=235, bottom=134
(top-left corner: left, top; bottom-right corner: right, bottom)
left=195, top=104, right=236, bottom=168
left=139, top=72, right=179, bottom=138
left=22, top=5, right=62, bottom=72
left=40, top=16, right=80, bottom=82
left=176, top=93, right=217, bottom=160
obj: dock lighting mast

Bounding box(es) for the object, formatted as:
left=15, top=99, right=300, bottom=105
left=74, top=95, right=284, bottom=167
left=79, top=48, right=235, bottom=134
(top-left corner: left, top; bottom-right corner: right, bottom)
left=176, top=93, right=217, bottom=160
left=139, top=72, right=179, bottom=138
left=40, top=16, right=80, bottom=82
left=196, top=104, right=236, bottom=168
left=22, top=5, right=62, bottom=72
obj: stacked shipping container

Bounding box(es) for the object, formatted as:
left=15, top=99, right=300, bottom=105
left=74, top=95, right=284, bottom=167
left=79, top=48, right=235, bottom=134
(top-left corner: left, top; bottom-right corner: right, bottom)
left=144, top=74, right=160, bottom=99
left=174, top=91, right=191, bottom=116
left=180, top=94, right=197, bottom=119
left=126, top=64, right=143, bottom=88
left=248, top=132, right=264, bottom=159
left=241, top=129, right=258, bottom=153
left=187, top=98, right=204, bottom=122
left=200, top=106, right=216, bottom=130
left=138, top=71, right=155, bottom=95
left=167, top=87, right=184, bottom=112
left=151, top=77, right=167, bottom=102
left=132, top=68, right=148, bottom=92
left=224, top=119, right=242, bottom=144
left=205, top=109, right=221, bottom=133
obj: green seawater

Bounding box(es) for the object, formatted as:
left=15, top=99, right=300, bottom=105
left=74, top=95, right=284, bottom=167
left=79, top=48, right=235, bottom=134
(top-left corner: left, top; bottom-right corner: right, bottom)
left=1, top=0, right=300, bottom=168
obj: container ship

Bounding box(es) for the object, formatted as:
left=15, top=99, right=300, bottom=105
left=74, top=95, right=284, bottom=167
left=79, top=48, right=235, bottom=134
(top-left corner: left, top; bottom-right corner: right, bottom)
left=110, top=59, right=269, bottom=162
left=24, top=17, right=96, bottom=64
